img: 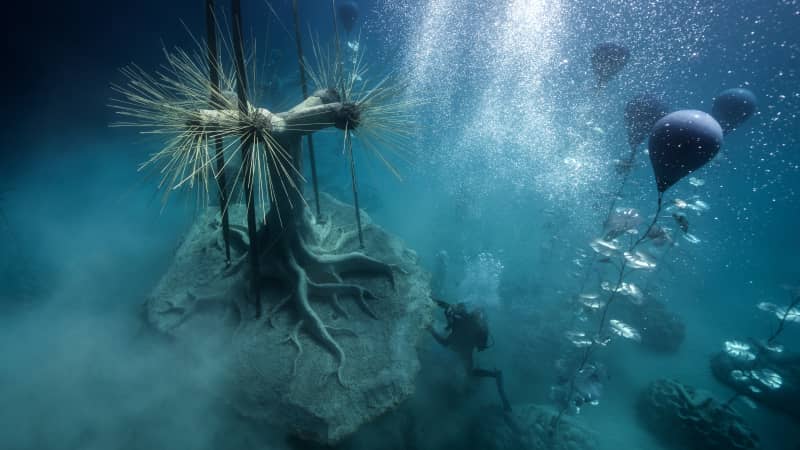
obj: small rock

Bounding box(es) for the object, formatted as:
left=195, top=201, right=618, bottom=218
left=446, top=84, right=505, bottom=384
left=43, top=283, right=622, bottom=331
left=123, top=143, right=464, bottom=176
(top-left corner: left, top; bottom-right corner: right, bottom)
left=638, top=378, right=760, bottom=450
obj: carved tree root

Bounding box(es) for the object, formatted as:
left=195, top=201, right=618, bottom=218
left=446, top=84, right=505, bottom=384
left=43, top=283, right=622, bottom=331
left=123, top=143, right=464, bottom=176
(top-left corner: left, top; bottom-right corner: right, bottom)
left=264, top=231, right=397, bottom=388
left=281, top=319, right=304, bottom=376
left=158, top=292, right=238, bottom=332
left=309, top=280, right=379, bottom=320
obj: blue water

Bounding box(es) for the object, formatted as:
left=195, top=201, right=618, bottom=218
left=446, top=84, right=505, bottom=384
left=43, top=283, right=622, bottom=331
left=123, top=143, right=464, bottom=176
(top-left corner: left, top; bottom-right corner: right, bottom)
left=1, top=1, right=798, bottom=449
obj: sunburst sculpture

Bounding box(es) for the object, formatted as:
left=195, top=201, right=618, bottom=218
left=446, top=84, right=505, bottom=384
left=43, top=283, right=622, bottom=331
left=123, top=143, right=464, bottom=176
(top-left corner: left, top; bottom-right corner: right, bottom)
left=303, top=33, right=419, bottom=245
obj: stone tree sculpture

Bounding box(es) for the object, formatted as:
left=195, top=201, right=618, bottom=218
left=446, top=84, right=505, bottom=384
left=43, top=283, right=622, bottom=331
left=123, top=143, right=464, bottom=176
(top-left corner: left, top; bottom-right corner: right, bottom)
left=111, top=1, right=429, bottom=444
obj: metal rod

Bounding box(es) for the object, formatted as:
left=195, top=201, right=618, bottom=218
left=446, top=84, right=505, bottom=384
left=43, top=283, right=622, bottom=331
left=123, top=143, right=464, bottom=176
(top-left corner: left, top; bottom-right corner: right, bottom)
left=292, top=0, right=322, bottom=219
left=331, top=0, right=362, bottom=246
left=346, top=131, right=364, bottom=248
left=232, top=0, right=262, bottom=317
left=205, top=0, right=232, bottom=264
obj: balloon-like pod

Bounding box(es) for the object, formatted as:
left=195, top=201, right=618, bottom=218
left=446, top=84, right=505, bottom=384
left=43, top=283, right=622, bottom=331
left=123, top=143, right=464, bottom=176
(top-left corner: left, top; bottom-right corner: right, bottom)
left=648, top=110, right=723, bottom=193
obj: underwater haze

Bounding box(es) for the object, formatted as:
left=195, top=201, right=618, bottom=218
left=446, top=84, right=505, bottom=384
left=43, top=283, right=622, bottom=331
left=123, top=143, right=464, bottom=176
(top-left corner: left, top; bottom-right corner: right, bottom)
left=1, top=0, right=799, bottom=449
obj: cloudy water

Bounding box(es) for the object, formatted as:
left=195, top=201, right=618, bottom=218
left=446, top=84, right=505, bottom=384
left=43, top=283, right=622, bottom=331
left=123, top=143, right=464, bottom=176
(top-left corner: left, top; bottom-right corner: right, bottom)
left=1, top=1, right=799, bottom=449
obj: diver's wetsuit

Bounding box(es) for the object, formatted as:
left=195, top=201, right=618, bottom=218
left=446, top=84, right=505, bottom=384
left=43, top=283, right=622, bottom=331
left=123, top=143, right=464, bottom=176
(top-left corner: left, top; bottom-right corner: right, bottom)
left=430, top=299, right=512, bottom=412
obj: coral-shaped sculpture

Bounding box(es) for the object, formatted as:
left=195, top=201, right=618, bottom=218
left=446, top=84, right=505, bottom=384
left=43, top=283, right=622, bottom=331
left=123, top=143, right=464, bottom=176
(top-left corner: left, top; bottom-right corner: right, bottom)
left=638, top=379, right=759, bottom=450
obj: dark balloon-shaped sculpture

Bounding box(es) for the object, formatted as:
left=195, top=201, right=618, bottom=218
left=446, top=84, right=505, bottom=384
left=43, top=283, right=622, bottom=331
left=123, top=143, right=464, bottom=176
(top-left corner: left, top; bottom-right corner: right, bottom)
left=336, top=1, right=360, bottom=33
left=648, top=110, right=723, bottom=193
left=591, top=42, right=630, bottom=87
left=711, top=88, right=757, bottom=134
left=624, top=93, right=669, bottom=151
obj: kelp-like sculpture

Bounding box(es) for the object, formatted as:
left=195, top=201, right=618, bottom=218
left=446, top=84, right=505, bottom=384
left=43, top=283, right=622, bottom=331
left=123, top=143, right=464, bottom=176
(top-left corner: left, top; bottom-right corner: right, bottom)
left=550, top=109, right=725, bottom=437
left=111, top=1, right=429, bottom=444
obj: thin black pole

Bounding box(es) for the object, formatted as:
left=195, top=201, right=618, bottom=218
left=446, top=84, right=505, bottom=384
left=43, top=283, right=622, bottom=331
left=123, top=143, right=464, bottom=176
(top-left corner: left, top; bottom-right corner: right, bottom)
left=232, top=0, right=262, bottom=317
left=330, top=0, right=364, bottom=246
left=291, top=0, right=322, bottom=219
left=347, top=132, right=364, bottom=248
left=205, top=0, right=232, bottom=264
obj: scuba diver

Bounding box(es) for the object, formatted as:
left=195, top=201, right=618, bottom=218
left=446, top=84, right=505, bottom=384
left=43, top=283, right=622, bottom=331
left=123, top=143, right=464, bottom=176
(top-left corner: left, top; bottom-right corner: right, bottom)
left=429, top=298, right=512, bottom=412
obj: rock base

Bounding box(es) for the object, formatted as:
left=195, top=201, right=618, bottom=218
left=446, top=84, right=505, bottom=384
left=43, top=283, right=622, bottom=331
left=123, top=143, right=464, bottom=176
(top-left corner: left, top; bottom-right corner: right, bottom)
left=638, top=379, right=759, bottom=450
left=143, top=193, right=433, bottom=444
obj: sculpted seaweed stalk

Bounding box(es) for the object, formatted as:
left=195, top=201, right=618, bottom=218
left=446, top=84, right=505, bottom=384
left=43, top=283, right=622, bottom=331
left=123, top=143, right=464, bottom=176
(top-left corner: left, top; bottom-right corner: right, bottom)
left=552, top=109, right=725, bottom=436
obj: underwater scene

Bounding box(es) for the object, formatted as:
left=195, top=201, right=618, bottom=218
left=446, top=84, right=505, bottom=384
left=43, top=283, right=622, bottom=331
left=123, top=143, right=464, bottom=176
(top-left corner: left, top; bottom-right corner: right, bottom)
left=1, top=0, right=799, bottom=449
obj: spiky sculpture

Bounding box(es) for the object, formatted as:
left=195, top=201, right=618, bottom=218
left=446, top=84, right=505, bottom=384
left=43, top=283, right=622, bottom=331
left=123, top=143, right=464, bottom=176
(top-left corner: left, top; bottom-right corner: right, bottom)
left=110, top=6, right=415, bottom=385
left=304, top=33, right=416, bottom=246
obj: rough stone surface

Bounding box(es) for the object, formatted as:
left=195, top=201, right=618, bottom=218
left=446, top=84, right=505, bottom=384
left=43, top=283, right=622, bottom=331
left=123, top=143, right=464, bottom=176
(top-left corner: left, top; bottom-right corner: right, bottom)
left=143, top=193, right=433, bottom=444
left=710, top=343, right=800, bottom=420
left=638, top=378, right=760, bottom=450
left=471, top=403, right=598, bottom=450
